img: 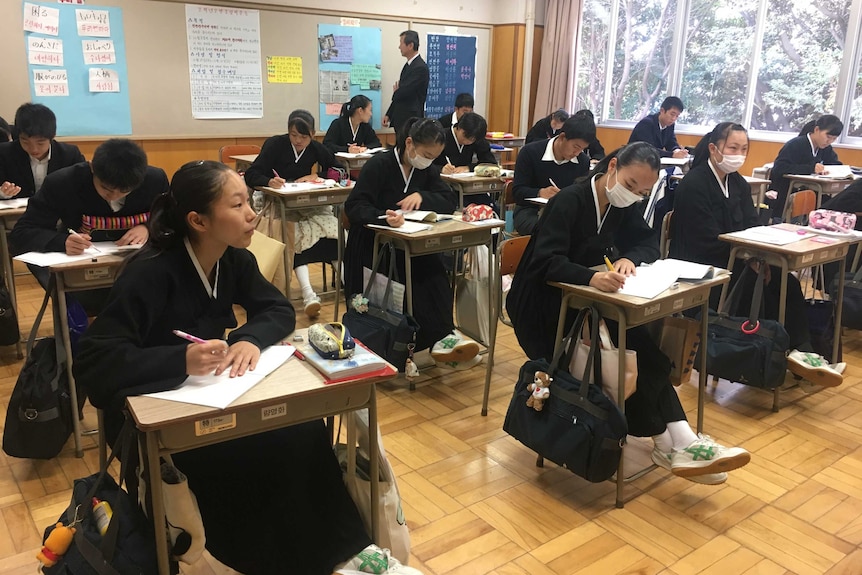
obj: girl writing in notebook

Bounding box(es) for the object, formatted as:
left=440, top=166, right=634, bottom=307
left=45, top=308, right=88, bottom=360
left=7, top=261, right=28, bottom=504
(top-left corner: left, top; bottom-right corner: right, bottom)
left=508, top=142, right=751, bottom=485
left=323, top=94, right=382, bottom=154
left=73, top=161, right=419, bottom=575
left=244, top=110, right=339, bottom=318
left=344, top=117, right=480, bottom=366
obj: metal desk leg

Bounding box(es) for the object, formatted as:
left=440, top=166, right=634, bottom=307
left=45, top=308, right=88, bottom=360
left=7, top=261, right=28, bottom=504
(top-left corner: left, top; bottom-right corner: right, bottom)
left=368, top=386, right=380, bottom=542
left=697, top=301, right=708, bottom=433
left=0, top=222, right=23, bottom=358
left=278, top=199, right=293, bottom=299
left=333, top=204, right=344, bottom=321
left=774, top=258, right=789, bottom=412
left=481, top=241, right=499, bottom=416
left=145, top=431, right=171, bottom=575
left=54, top=275, right=84, bottom=457
left=833, top=257, right=845, bottom=363
left=615, top=310, right=627, bottom=509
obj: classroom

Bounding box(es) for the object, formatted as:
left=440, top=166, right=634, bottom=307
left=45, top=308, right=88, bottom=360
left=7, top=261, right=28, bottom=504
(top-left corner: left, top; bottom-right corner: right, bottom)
left=2, top=0, right=862, bottom=574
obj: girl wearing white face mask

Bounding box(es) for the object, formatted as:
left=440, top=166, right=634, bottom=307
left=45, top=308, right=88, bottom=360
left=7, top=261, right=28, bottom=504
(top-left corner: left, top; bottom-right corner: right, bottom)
left=509, top=141, right=752, bottom=484
left=344, top=117, right=481, bottom=364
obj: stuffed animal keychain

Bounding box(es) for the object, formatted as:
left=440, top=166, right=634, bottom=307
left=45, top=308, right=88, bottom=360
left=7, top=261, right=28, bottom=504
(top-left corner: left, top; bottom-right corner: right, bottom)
left=38, top=505, right=85, bottom=569
left=526, top=371, right=552, bottom=411
left=404, top=343, right=419, bottom=379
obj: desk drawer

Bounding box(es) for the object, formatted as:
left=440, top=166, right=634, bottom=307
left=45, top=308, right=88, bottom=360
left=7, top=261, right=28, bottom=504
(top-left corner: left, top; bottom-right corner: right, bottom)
left=157, top=384, right=373, bottom=451
left=406, top=230, right=491, bottom=255
left=60, top=265, right=122, bottom=290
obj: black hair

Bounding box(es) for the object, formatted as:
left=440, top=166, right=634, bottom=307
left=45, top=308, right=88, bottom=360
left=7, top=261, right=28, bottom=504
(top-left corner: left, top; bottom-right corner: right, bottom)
left=454, top=112, right=487, bottom=141
left=91, top=139, right=148, bottom=191
left=142, top=161, right=233, bottom=256
left=692, top=122, right=748, bottom=169
left=340, top=95, right=372, bottom=119
left=288, top=109, right=315, bottom=136
left=588, top=142, right=661, bottom=181
left=0, top=116, right=10, bottom=142
left=400, top=30, right=420, bottom=51
left=660, top=96, right=685, bottom=113
left=14, top=103, right=56, bottom=139
left=550, top=108, right=569, bottom=123
left=396, top=117, right=445, bottom=157
left=454, top=93, right=474, bottom=109
left=799, top=114, right=844, bottom=137
left=559, top=115, right=596, bottom=143
left=573, top=109, right=595, bottom=120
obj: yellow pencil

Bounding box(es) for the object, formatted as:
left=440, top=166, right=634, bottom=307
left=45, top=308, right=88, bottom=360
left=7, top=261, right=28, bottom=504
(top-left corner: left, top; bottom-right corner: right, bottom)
left=603, top=256, right=615, bottom=272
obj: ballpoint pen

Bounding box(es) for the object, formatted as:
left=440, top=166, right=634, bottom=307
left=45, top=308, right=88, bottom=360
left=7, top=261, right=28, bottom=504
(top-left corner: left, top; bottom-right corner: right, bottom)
left=67, top=228, right=99, bottom=252
left=549, top=178, right=559, bottom=188
left=172, top=329, right=207, bottom=344
left=272, top=168, right=281, bottom=179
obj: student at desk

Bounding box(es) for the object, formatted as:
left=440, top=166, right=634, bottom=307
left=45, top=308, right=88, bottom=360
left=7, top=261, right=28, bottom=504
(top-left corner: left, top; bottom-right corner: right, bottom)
left=671, top=122, right=845, bottom=386
left=437, top=92, right=474, bottom=129
left=10, top=138, right=168, bottom=313
left=433, top=112, right=497, bottom=206
left=73, top=161, right=419, bottom=575
left=769, top=114, right=844, bottom=214
left=0, top=103, right=85, bottom=199
left=525, top=108, right=569, bottom=144
left=244, top=110, right=339, bottom=318
left=344, top=117, right=480, bottom=365
left=512, top=114, right=595, bottom=235
left=323, top=94, right=382, bottom=154
left=508, top=142, right=751, bottom=484
left=0, top=116, right=11, bottom=142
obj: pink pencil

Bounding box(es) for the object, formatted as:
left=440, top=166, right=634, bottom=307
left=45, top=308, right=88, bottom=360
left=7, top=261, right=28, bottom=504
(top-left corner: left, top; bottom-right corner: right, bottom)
left=172, top=329, right=207, bottom=344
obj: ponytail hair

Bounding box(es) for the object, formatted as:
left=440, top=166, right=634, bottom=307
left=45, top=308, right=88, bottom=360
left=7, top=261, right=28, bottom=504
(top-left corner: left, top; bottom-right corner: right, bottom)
left=691, top=122, right=748, bottom=169
left=799, top=114, right=844, bottom=137
left=340, top=95, right=372, bottom=119
left=395, top=117, right=445, bottom=157
left=288, top=109, right=315, bottom=135
left=587, top=141, right=660, bottom=181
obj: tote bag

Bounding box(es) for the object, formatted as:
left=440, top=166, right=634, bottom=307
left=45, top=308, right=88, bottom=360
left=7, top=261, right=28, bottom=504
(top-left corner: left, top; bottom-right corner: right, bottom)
left=569, top=318, right=637, bottom=405
left=455, top=245, right=491, bottom=345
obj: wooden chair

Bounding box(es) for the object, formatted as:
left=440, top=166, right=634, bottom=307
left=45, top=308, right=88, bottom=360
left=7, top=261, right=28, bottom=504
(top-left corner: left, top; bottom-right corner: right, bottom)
left=218, top=144, right=261, bottom=170
left=660, top=210, right=674, bottom=259
left=499, top=180, right=518, bottom=236
left=783, top=189, right=816, bottom=224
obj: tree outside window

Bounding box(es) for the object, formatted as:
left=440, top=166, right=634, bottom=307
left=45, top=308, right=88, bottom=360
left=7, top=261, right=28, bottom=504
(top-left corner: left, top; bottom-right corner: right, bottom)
left=849, top=54, right=862, bottom=137
left=574, top=0, right=610, bottom=115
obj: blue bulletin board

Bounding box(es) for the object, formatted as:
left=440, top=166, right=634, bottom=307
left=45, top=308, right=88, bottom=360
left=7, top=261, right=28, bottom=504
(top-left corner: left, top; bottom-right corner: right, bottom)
left=424, top=34, right=476, bottom=118
left=22, top=1, right=132, bottom=136
left=317, top=24, right=382, bottom=132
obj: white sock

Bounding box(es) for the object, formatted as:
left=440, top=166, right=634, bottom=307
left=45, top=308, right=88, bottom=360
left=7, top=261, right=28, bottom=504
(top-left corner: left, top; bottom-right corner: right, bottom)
left=294, top=265, right=315, bottom=298
left=666, top=420, right=699, bottom=450
left=652, top=429, right=673, bottom=454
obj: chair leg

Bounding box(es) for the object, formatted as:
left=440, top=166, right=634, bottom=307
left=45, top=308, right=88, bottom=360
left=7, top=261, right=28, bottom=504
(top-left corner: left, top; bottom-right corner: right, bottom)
left=535, top=454, right=544, bottom=468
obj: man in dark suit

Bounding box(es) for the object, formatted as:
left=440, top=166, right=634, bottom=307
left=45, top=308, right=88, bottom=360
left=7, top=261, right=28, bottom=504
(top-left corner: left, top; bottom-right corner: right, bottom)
left=628, top=96, right=688, bottom=158
left=383, top=30, right=429, bottom=136
left=0, top=103, right=85, bottom=199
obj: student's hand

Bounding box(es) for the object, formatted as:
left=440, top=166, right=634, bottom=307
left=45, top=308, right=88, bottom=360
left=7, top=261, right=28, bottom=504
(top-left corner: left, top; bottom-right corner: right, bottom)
left=614, top=258, right=636, bottom=276
left=672, top=148, right=688, bottom=159
left=185, top=340, right=229, bottom=375
left=589, top=271, right=626, bottom=292
left=0, top=181, right=21, bottom=198
left=116, top=224, right=148, bottom=246
left=441, top=163, right=457, bottom=175
left=538, top=185, right=560, bottom=199
left=65, top=231, right=93, bottom=255
left=385, top=209, right=404, bottom=227
left=397, top=192, right=423, bottom=212
left=814, top=163, right=826, bottom=174
left=296, top=174, right=322, bottom=183
left=347, top=144, right=364, bottom=154
left=454, top=166, right=469, bottom=174
left=216, top=341, right=261, bottom=377
left=268, top=177, right=285, bottom=188
left=382, top=115, right=390, bottom=128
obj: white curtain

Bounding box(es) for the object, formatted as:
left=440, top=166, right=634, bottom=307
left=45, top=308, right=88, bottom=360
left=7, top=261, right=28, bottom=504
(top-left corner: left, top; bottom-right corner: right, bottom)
left=532, top=0, right=580, bottom=124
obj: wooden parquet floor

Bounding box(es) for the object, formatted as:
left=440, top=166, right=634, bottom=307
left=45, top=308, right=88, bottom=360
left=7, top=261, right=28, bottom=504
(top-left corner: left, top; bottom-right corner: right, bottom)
left=2, top=266, right=862, bottom=575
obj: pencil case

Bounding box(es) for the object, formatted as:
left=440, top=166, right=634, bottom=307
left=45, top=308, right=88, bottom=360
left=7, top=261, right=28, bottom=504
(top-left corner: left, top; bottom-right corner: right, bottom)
left=308, top=322, right=355, bottom=359
left=808, top=209, right=856, bottom=233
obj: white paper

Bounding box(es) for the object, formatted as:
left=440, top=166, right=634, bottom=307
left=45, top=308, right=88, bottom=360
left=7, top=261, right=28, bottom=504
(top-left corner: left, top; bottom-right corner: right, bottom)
left=262, top=181, right=332, bottom=193
left=821, top=165, right=855, bottom=179
left=650, top=258, right=714, bottom=280
left=727, top=226, right=813, bottom=245
left=335, top=152, right=373, bottom=159
left=82, top=39, right=116, bottom=65
left=27, top=36, right=63, bottom=66
left=448, top=171, right=477, bottom=178
left=367, top=221, right=431, bottom=234
left=318, top=70, right=351, bottom=103
left=23, top=3, right=60, bottom=36
left=802, top=226, right=862, bottom=238
left=88, top=67, right=119, bottom=92
left=401, top=210, right=453, bottom=223
left=526, top=197, right=549, bottom=205
left=0, top=198, right=29, bottom=210
left=14, top=242, right=141, bottom=267
left=33, top=69, right=69, bottom=97
left=76, top=9, right=110, bottom=37
left=144, top=345, right=295, bottom=409
left=465, top=217, right=506, bottom=227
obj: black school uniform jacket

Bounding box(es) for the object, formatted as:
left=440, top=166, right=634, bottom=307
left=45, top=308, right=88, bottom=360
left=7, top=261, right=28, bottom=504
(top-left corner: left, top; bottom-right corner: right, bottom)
left=432, top=125, right=496, bottom=169
left=323, top=116, right=382, bottom=154
left=669, top=161, right=759, bottom=269
left=73, top=245, right=294, bottom=411
left=628, top=113, right=680, bottom=157
left=244, top=136, right=335, bottom=188
left=507, top=177, right=659, bottom=360
left=770, top=134, right=841, bottom=199
left=385, top=55, right=429, bottom=131
left=0, top=140, right=85, bottom=198
left=512, top=139, right=589, bottom=205
left=525, top=116, right=556, bottom=144
left=10, top=163, right=168, bottom=254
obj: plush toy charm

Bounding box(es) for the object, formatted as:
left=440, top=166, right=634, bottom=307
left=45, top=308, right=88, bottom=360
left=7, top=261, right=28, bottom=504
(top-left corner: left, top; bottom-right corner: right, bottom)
left=404, top=344, right=419, bottom=379
left=37, top=522, right=76, bottom=567
left=351, top=294, right=369, bottom=313
left=526, top=371, right=552, bottom=411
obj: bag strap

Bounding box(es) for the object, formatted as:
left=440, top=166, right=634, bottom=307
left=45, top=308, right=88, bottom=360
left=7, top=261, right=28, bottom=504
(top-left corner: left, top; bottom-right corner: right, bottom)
left=26, top=275, right=55, bottom=356
left=744, top=259, right=767, bottom=330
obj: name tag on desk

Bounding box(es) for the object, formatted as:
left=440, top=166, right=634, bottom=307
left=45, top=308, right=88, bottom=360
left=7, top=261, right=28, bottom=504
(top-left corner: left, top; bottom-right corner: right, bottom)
left=194, top=413, right=236, bottom=436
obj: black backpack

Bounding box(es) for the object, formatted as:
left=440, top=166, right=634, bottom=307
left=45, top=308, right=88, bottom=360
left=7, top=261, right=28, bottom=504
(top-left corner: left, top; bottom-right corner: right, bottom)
left=3, top=285, right=73, bottom=459
left=0, top=283, right=20, bottom=346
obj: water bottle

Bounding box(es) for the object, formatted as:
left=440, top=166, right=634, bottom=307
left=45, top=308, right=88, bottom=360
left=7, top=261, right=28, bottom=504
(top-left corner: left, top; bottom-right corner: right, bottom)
left=92, top=497, right=113, bottom=535
left=252, top=190, right=264, bottom=213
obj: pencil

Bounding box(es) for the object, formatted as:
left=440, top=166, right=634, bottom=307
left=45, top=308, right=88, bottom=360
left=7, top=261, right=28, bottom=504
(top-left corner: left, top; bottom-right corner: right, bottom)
left=549, top=178, right=559, bottom=188
left=272, top=168, right=281, bottom=179
left=67, top=228, right=99, bottom=252
left=603, top=256, right=615, bottom=272
left=172, top=329, right=208, bottom=344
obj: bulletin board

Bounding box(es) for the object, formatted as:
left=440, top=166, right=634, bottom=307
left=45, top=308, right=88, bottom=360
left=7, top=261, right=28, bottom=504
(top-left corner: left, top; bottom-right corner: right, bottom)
left=424, top=34, right=477, bottom=118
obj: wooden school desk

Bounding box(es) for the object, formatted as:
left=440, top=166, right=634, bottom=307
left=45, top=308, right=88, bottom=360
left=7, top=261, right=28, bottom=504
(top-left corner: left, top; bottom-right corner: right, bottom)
left=335, top=151, right=376, bottom=173
left=486, top=135, right=526, bottom=149
left=784, top=174, right=859, bottom=207
left=744, top=175, right=772, bottom=211
left=440, top=173, right=509, bottom=209
left=549, top=273, right=730, bottom=508
left=258, top=182, right=353, bottom=318
left=660, top=156, right=692, bottom=173
left=229, top=154, right=257, bottom=173
left=126, top=354, right=396, bottom=575
left=0, top=202, right=27, bottom=358
left=718, top=225, right=862, bottom=410
left=367, top=218, right=502, bottom=392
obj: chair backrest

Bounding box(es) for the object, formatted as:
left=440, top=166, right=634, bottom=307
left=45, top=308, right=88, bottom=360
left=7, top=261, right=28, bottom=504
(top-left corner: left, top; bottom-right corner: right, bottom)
left=218, top=144, right=261, bottom=166
left=660, top=210, right=674, bottom=259
left=247, top=230, right=284, bottom=283
left=497, top=234, right=530, bottom=326
left=752, top=162, right=774, bottom=181
left=783, top=190, right=816, bottom=223
left=499, top=180, right=518, bottom=236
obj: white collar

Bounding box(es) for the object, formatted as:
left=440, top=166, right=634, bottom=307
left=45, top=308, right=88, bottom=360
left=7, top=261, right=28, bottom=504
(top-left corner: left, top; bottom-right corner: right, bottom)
left=392, top=148, right=415, bottom=193
left=406, top=53, right=419, bottom=66
left=451, top=125, right=464, bottom=155
left=29, top=145, right=51, bottom=165
left=590, top=174, right=610, bottom=232
left=707, top=158, right=729, bottom=198
left=451, top=112, right=458, bottom=126
left=541, top=136, right=579, bottom=165
left=807, top=133, right=819, bottom=156
left=184, top=237, right=219, bottom=299
left=291, top=143, right=306, bottom=163
left=349, top=117, right=360, bottom=142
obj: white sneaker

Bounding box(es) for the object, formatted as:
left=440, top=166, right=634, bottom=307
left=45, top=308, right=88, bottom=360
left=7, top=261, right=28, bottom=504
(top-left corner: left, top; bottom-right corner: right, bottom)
left=430, top=331, right=479, bottom=363
left=435, top=354, right=483, bottom=371
left=670, top=434, right=750, bottom=478
left=335, top=544, right=423, bottom=575
left=303, top=293, right=321, bottom=318
left=651, top=447, right=727, bottom=485
left=787, top=350, right=844, bottom=387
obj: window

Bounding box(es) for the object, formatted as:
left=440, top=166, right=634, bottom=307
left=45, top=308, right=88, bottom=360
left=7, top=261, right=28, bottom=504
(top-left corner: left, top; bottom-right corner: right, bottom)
left=574, top=0, right=610, bottom=115
left=849, top=51, right=862, bottom=137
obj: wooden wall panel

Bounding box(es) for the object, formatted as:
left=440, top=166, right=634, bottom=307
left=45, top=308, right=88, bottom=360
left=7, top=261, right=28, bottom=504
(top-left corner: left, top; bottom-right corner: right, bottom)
left=488, top=25, right=524, bottom=133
